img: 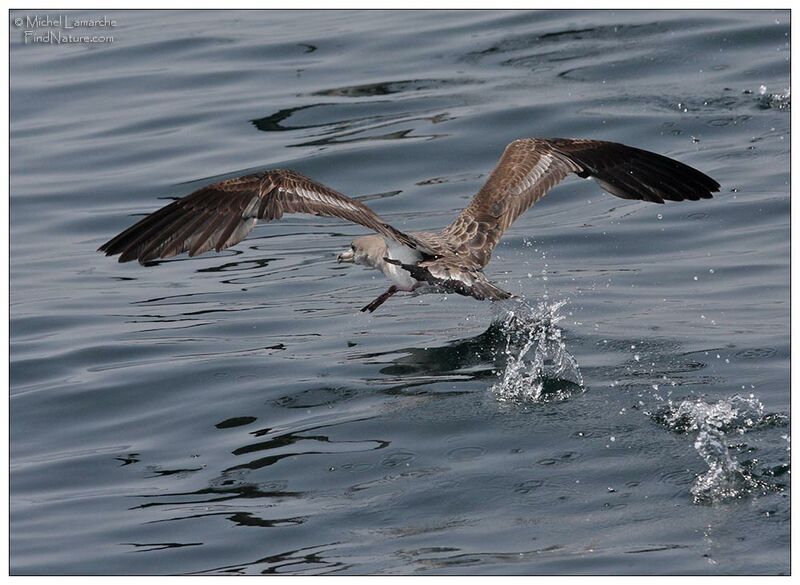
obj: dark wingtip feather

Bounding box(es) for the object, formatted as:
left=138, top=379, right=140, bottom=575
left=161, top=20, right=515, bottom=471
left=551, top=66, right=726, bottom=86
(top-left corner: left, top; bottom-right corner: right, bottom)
left=598, top=150, right=718, bottom=203
left=554, top=139, right=720, bottom=204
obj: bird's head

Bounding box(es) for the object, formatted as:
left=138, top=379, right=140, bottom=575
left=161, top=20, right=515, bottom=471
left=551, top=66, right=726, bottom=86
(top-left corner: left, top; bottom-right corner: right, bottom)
left=337, top=235, right=387, bottom=269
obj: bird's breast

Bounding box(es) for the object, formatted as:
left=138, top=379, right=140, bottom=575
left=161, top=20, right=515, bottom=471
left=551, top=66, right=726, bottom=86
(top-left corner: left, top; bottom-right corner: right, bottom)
left=383, top=262, right=417, bottom=291
left=382, top=241, right=423, bottom=291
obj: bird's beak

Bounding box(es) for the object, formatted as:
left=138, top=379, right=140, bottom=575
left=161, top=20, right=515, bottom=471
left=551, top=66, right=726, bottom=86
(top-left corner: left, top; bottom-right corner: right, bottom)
left=337, top=249, right=354, bottom=263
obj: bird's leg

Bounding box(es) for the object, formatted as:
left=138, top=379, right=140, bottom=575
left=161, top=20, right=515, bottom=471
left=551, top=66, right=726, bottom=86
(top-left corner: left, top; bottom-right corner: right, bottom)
left=361, top=285, right=398, bottom=313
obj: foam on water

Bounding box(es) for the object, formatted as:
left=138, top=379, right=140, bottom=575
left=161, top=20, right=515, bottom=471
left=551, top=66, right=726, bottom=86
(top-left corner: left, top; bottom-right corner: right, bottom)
left=490, top=299, right=584, bottom=402
left=659, top=395, right=787, bottom=504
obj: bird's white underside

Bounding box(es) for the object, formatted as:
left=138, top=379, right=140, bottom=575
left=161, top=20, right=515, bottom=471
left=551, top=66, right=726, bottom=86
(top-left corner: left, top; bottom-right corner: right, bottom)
left=384, top=240, right=423, bottom=291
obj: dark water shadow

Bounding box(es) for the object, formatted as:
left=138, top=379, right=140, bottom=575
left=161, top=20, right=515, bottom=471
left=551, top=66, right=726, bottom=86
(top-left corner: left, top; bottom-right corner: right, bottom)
left=355, top=320, right=508, bottom=380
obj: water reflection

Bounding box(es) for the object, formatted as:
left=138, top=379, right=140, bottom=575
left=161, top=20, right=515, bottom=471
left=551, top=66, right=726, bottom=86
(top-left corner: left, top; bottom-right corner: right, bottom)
left=251, top=95, right=454, bottom=147
left=190, top=543, right=348, bottom=575
left=132, top=479, right=304, bottom=511
left=312, top=78, right=478, bottom=98
left=227, top=418, right=389, bottom=472
left=123, top=542, right=202, bottom=553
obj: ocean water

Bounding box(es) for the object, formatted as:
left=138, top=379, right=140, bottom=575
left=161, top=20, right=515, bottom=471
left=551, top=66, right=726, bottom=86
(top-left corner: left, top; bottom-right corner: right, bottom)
left=9, top=9, right=790, bottom=575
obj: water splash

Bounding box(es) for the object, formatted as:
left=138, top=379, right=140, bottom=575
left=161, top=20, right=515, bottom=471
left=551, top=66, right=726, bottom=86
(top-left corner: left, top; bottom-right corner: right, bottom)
left=491, top=299, right=583, bottom=402
left=756, top=86, right=790, bottom=111
left=658, top=395, right=786, bottom=504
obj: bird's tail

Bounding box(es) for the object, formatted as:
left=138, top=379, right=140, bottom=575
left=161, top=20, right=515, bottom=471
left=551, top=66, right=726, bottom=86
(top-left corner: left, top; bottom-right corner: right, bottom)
left=470, top=279, right=515, bottom=301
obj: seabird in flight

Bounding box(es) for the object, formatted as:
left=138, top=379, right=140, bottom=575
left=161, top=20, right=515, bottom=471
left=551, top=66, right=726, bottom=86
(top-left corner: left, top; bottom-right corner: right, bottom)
left=99, top=138, right=719, bottom=312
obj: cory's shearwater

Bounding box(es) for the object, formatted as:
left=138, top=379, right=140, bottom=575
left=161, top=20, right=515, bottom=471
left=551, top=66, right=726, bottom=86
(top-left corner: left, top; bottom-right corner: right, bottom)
left=99, top=138, right=719, bottom=312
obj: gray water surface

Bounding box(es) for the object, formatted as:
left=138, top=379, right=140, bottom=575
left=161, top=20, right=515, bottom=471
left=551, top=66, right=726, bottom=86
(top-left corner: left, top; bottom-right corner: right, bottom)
left=10, top=9, right=790, bottom=575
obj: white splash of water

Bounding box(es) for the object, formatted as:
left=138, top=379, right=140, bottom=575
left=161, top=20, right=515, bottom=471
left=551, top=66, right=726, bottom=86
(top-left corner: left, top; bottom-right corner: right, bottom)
left=491, top=300, right=583, bottom=402
left=663, top=395, right=772, bottom=503
left=760, top=86, right=791, bottom=111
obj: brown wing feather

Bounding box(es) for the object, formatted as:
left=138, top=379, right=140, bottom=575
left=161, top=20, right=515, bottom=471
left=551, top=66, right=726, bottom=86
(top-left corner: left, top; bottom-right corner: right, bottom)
left=443, top=138, right=720, bottom=268
left=99, top=169, right=429, bottom=264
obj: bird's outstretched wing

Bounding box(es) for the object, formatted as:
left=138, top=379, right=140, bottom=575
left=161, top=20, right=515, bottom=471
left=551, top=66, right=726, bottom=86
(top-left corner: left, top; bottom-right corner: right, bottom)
left=442, top=138, right=720, bottom=268
left=99, top=169, right=430, bottom=264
